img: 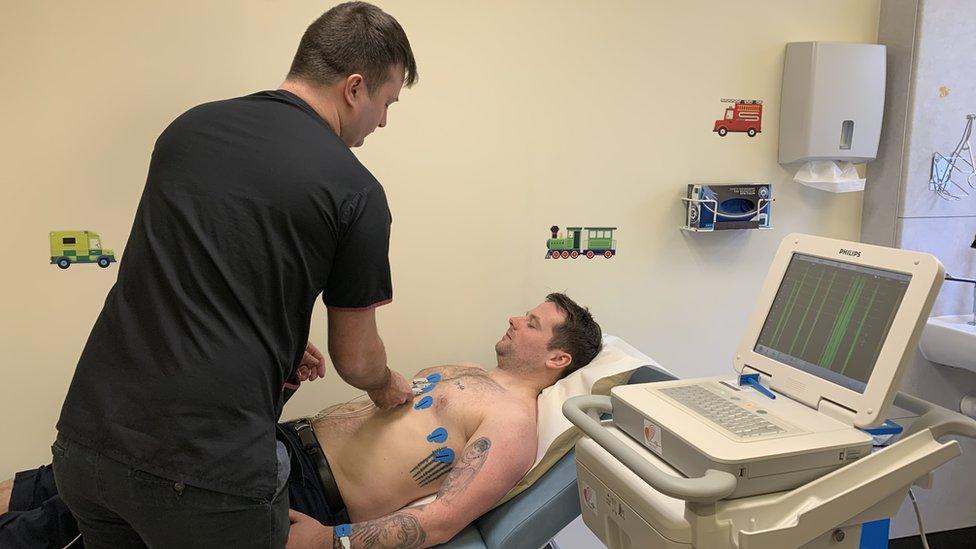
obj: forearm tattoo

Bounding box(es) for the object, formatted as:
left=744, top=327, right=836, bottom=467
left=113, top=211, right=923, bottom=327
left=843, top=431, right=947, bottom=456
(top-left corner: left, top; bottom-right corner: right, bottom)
left=343, top=511, right=427, bottom=549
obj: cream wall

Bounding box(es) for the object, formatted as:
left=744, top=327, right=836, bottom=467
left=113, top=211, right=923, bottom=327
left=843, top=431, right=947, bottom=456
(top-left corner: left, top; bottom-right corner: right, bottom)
left=0, top=0, right=879, bottom=485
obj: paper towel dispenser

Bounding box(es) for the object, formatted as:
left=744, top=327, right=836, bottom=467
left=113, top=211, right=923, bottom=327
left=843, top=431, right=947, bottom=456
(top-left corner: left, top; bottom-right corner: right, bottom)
left=778, top=42, right=886, bottom=165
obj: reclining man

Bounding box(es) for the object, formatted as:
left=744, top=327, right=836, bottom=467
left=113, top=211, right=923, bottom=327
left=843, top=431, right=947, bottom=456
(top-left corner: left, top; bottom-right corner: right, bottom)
left=1, top=293, right=602, bottom=549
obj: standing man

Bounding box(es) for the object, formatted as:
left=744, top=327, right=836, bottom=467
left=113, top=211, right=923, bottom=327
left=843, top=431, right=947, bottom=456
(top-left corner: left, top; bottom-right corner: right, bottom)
left=52, top=3, right=417, bottom=547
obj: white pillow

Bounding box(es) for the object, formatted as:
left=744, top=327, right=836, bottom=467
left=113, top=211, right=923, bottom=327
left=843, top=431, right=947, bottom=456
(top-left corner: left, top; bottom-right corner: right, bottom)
left=534, top=334, right=669, bottom=464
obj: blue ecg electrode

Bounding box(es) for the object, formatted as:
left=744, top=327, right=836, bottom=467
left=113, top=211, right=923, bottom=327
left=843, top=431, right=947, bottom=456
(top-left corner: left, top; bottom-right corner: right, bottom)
left=427, top=427, right=449, bottom=443
left=433, top=448, right=455, bottom=464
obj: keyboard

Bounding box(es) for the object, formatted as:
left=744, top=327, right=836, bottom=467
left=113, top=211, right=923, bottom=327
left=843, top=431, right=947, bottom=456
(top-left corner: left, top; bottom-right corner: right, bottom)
left=659, top=385, right=785, bottom=438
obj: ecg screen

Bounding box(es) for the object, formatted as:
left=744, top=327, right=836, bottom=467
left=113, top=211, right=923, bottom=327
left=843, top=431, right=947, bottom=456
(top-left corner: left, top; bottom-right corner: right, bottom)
left=754, top=253, right=911, bottom=393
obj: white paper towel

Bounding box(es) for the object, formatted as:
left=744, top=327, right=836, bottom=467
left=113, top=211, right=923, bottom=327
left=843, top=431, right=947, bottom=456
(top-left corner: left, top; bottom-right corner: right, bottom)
left=793, top=160, right=865, bottom=192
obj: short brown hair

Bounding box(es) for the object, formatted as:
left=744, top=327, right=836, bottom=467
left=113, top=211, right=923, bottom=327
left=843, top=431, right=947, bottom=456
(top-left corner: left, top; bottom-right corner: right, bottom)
left=288, top=2, right=418, bottom=93
left=546, top=293, right=602, bottom=378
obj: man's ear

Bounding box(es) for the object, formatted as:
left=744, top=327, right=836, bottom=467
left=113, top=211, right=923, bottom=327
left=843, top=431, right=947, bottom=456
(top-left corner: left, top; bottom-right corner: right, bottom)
left=342, top=74, right=366, bottom=106
left=546, top=350, right=572, bottom=372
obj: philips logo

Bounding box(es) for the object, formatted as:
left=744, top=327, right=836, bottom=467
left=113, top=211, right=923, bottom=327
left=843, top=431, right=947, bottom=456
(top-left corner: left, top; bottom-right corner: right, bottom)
left=839, top=248, right=862, bottom=258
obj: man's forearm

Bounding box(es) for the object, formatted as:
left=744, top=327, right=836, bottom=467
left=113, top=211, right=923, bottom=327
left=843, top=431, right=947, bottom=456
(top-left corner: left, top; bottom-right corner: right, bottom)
left=331, top=333, right=390, bottom=391
left=327, top=307, right=392, bottom=392
left=336, top=507, right=436, bottom=549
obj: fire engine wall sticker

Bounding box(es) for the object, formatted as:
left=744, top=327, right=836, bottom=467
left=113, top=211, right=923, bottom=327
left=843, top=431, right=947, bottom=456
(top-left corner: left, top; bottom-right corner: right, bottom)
left=713, top=98, right=763, bottom=138
left=545, top=226, right=617, bottom=259
left=49, top=230, right=118, bottom=269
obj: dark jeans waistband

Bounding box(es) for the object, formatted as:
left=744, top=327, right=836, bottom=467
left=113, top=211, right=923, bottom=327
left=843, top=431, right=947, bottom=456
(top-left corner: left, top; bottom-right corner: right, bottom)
left=275, top=420, right=349, bottom=526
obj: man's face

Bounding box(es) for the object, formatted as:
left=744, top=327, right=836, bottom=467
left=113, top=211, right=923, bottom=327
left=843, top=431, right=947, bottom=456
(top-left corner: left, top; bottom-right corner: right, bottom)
left=343, top=65, right=404, bottom=148
left=495, top=301, right=568, bottom=373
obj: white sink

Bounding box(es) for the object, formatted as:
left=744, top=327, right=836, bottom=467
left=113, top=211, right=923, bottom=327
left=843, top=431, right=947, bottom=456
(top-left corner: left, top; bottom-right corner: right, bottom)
left=919, top=314, right=976, bottom=372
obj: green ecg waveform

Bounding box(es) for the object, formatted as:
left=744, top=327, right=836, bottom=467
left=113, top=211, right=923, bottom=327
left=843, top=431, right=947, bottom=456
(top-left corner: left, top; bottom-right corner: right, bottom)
left=755, top=255, right=908, bottom=385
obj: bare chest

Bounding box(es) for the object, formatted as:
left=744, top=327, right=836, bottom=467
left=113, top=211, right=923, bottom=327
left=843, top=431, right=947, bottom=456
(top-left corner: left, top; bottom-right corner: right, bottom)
left=420, top=367, right=505, bottom=432
left=309, top=366, right=507, bottom=519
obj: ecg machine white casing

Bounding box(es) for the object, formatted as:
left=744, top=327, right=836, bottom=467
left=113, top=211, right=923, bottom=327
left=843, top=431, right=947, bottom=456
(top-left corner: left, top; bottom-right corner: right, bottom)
left=611, top=379, right=873, bottom=499
left=613, top=234, right=944, bottom=499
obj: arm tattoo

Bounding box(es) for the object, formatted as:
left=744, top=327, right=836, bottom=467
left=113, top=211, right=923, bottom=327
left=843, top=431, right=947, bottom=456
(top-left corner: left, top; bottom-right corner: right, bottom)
left=436, top=437, right=491, bottom=503
left=347, top=512, right=427, bottom=548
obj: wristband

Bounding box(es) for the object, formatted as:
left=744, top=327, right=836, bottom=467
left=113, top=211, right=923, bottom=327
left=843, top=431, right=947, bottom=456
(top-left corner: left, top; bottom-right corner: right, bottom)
left=335, top=523, right=352, bottom=549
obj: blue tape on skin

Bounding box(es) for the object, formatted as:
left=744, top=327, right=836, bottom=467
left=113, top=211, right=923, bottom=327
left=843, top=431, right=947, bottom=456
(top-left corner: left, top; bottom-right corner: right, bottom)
left=427, top=427, right=448, bottom=443
left=335, top=524, right=352, bottom=537
left=414, top=396, right=433, bottom=410
left=426, top=373, right=442, bottom=382
left=433, top=448, right=455, bottom=464
left=421, top=382, right=437, bottom=393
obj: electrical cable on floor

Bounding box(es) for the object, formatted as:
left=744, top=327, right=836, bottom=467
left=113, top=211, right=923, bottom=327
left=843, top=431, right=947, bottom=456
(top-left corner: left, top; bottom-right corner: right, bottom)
left=908, top=488, right=930, bottom=549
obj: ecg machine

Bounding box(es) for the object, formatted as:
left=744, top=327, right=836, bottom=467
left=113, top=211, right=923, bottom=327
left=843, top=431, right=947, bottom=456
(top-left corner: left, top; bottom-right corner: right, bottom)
left=564, top=234, right=976, bottom=548
left=613, top=235, right=941, bottom=498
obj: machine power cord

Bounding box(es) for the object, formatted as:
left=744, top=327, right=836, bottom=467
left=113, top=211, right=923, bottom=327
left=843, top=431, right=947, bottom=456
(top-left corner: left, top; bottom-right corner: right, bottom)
left=908, top=488, right=930, bottom=549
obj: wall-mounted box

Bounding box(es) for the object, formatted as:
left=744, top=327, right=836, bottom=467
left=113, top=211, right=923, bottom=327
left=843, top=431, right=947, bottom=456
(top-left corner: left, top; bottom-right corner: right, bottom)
left=682, top=183, right=772, bottom=232
left=779, top=42, right=886, bottom=164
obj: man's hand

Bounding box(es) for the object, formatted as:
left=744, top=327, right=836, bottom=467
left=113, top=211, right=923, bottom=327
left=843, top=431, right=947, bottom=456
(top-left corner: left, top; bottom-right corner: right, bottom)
left=367, top=369, right=413, bottom=409
left=296, top=341, right=327, bottom=382
left=1, top=477, right=13, bottom=514
left=286, top=510, right=333, bottom=549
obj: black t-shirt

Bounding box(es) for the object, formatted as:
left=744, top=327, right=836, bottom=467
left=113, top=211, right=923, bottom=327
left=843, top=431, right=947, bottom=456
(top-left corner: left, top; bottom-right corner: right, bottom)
left=56, top=90, right=393, bottom=499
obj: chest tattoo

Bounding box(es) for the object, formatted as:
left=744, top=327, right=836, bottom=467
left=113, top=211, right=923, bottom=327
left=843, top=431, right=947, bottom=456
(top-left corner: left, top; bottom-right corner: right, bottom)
left=410, top=447, right=456, bottom=487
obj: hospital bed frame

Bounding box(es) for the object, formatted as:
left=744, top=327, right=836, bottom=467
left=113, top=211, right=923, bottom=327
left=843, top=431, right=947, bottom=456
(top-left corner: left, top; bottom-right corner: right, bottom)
left=438, top=366, right=674, bottom=549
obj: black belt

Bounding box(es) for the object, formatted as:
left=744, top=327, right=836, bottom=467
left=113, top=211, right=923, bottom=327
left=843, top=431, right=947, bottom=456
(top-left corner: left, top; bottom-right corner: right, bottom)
left=292, top=419, right=347, bottom=517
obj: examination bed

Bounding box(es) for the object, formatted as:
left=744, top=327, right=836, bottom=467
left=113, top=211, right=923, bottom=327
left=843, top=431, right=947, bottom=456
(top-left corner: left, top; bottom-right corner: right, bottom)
left=438, top=338, right=676, bottom=549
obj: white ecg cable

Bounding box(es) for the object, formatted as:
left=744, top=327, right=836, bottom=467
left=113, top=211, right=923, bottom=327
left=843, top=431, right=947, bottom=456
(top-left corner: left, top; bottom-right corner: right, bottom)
left=61, top=533, right=82, bottom=549
left=313, top=376, right=451, bottom=419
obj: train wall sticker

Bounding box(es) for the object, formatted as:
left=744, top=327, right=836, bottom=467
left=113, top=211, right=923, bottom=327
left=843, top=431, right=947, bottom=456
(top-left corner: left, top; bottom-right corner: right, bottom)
left=50, top=230, right=117, bottom=269
left=545, top=226, right=617, bottom=259
left=713, top=98, right=763, bottom=137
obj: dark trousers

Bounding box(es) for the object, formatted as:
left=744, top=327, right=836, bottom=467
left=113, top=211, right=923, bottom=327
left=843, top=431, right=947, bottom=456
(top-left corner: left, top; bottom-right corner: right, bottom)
left=3, top=426, right=347, bottom=548
left=51, top=435, right=289, bottom=549
left=0, top=465, right=80, bottom=549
